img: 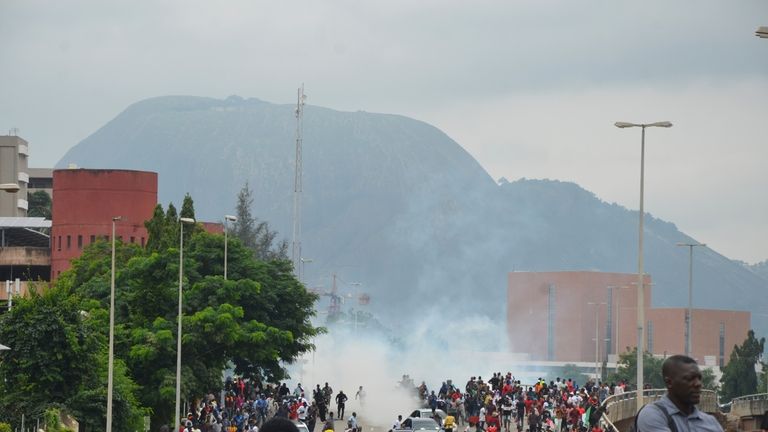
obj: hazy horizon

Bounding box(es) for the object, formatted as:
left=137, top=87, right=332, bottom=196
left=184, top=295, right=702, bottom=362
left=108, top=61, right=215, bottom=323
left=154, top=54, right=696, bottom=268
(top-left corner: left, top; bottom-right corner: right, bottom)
left=1, top=0, right=766, bottom=264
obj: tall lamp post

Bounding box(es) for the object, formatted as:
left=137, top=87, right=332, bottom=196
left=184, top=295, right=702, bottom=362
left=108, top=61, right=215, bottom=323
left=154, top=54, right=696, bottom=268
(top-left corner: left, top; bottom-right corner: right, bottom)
left=0, top=183, right=20, bottom=193
left=676, top=242, right=706, bottom=359
left=615, top=120, right=672, bottom=412
left=223, top=215, right=237, bottom=280
left=106, top=216, right=121, bottom=432
left=299, top=257, right=313, bottom=284
left=175, top=217, right=195, bottom=432
left=609, top=285, right=629, bottom=356
left=588, top=302, right=607, bottom=379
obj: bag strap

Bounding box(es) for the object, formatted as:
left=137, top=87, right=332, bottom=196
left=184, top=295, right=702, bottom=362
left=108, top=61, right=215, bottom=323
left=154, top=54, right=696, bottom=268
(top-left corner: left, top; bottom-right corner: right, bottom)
left=653, top=402, right=678, bottom=432
left=633, top=401, right=678, bottom=432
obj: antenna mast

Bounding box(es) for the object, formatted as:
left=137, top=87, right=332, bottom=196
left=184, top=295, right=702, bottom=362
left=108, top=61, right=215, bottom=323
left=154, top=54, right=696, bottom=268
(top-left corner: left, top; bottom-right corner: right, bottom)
left=291, top=85, right=306, bottom=275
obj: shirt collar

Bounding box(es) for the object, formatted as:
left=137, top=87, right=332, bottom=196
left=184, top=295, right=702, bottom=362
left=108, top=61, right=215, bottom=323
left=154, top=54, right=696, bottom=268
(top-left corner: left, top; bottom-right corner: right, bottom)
left=662, top=394, right=702, bottom=419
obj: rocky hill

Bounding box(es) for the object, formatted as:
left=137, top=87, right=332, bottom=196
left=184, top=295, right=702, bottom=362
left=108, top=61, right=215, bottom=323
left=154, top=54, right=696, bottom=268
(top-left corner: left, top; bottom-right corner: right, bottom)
left=57, top=95, right=768, bottom=336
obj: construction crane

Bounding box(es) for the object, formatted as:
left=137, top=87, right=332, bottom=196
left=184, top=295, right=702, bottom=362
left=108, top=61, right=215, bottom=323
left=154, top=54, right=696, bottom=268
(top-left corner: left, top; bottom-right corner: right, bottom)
left=310, top=273, right=370, bottom=321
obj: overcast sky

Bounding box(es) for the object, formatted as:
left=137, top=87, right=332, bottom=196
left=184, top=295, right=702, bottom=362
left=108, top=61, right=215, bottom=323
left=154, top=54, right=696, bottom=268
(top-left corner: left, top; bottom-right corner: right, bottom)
left=1, top=0, right=767, bottom=264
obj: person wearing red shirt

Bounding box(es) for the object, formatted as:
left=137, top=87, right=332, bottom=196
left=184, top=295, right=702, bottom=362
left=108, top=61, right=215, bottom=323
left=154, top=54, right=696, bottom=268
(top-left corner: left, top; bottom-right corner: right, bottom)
left=524, top=398, right=534, bottom=416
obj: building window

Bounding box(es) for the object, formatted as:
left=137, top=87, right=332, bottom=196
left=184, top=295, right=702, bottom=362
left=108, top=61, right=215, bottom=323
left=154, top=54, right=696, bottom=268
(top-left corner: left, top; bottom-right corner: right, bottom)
left=141, top=237, right=145, bottom=247
left=118, top=235, right=122, bottom=242
left=57, top=236, right=61, bottom=251
left=66, top=235, right=71, bottom=249
left=647, top=320, right=654, bottom=353
left=77, top=235, right=83, bottom=249
left=90, top=235, right=95, bottom=244
left=547, top=284, right=555, bottom=361
left=719, top=322, right=725, bottom=367
left=130, top=236, right=135, bottom=244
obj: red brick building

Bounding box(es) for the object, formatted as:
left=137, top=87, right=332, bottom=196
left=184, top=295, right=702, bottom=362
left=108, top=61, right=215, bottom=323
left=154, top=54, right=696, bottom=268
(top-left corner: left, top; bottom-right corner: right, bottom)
left=51, top=169, right=158, bottom=278
left=507, top=271, right=750, bottom=366
left=647, top=308, right=749, bottom=367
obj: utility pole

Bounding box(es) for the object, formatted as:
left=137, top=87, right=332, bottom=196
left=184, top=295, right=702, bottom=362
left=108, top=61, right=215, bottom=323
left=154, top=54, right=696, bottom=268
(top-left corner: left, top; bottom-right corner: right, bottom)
left=676, top=242, right=706, bottom=359
left=588, top=302, right=607, bottom=379
left=292, top=85, right=307, bottom=276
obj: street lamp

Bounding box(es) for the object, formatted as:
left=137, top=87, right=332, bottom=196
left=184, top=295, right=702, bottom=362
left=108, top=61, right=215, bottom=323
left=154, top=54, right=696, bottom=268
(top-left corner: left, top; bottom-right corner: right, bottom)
left=757, top=26, right=768, bottom=38
left=350, top=282, right=363, bottom=333
left=676, top=242, right=706, bottom=359
left=223, top=215, right=237, bottom=280
left=299, top=257, right=313, bottom=284
left=106, top=216, right=121, bottom=432
left=0, top=183, right=20, bottom=193
left=609, top=285, right=630, bottom=356
left=175, top=217, right=195, bottom=432
left=588, top=302, right=608, bottom=379
left=615, top=120, right=672, bottom=412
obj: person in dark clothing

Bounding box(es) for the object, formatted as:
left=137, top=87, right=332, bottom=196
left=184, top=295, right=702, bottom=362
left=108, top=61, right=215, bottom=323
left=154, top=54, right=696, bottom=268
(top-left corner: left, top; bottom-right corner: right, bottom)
left=336, top=390, right=348, bottom=419
left=262, top=417, right=300, bottom=432
left=307, top=401, right=318, bottom=432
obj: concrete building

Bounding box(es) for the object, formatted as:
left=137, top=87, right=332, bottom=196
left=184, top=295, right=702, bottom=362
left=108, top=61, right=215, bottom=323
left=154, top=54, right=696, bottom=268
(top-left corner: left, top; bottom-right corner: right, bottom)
left=51, top=169, right=158, bottom=278
left=508, top=271, right=649, bottom=364
left=28, top=168, right=53, bottom=196
left=0, top=135, right=29, bottom=217
left=507, top=271, right=750, bottom=366
left=647, top=308, right=749, bottom=367
left=0, top=217, right=51, bottom=305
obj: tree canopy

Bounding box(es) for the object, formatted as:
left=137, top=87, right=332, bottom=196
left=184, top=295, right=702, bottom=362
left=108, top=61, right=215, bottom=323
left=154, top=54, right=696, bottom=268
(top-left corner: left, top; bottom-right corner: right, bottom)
left=232, top=182, right=288, bottom=261
left=0, top=197, right=321, bottom=431
left=720, top=330, right=765, bottom=402
left=608, top=348, right=665, bottom=390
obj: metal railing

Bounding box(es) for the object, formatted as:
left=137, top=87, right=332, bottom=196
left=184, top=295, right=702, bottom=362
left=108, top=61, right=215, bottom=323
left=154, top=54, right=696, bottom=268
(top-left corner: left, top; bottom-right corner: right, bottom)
left=731, top=392, right=768, bottom=403
left=730, top=392, right=768, bottom=418
left=601, top=389, right=719, bottom=426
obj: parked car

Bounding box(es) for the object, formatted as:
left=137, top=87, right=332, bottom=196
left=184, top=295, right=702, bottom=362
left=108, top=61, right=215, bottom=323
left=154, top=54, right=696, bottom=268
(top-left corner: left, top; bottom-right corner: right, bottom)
left=409, top=408, right=447, bottom=426
left=395, top=417, right=441, bottom=432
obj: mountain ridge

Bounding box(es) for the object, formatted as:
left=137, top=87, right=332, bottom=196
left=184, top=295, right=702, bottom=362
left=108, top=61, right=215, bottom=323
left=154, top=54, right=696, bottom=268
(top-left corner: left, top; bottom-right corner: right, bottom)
left=57, top=95, right=768, bottom=336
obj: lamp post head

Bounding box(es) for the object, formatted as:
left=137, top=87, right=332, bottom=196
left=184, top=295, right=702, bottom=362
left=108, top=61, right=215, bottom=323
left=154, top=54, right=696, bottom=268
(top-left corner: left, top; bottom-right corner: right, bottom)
left=179, top=217, right=195, bottom=224
left=112, top=216, right=122, bottom=222
left=0, top=183, right=20, bottom=193
left=757, top=26, right=768, bottom=38
left=615, top=121, right=672, bottom=128
left=224, top=215, right=237, bottom=222
left=647, top=121, right=673, bottom=128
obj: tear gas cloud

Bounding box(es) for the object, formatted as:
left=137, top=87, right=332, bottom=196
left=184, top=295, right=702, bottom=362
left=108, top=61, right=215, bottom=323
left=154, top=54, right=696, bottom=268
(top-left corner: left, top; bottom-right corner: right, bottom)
left=286, top=310, right=549, bottom=429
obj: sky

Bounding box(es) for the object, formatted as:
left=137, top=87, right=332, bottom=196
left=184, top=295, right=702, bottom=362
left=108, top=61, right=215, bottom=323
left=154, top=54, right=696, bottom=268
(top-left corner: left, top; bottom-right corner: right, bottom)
left=1, top=0, right=767, bottom=264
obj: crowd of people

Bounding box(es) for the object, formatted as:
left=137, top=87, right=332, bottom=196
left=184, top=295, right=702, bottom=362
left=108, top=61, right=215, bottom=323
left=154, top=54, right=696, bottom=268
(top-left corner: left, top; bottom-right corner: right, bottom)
left=174, top=372, right=624, bottom=432
left=395, top=373, right=621, bottom=432
left=175, top=377, right=367, bottom=432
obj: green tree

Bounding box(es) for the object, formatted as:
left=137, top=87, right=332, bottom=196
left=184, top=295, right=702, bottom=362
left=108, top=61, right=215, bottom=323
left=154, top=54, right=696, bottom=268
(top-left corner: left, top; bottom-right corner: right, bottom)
left=1, top=197, right=321, bottom=430
left=720, top=330, right=765, bottom=401
left=180, top=193, right=198, bottom=243
left=233, top=182, right=288, bottom=261
left=0, top=286, right=95, bottom=420
left=545, top=363, right=586, bottom=386
left=701, top=367, right=719, bottom=391
left=163, top=203, right=179, bottom=252
left=64, top=206, right=319, bottom=429
left=27, top=190, right=52, bottom=219
left=144, top=204, right=166, bottom=252
left=0, top=285, right=142, bottom=432
left=607, top=348, right=665, bottom=389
